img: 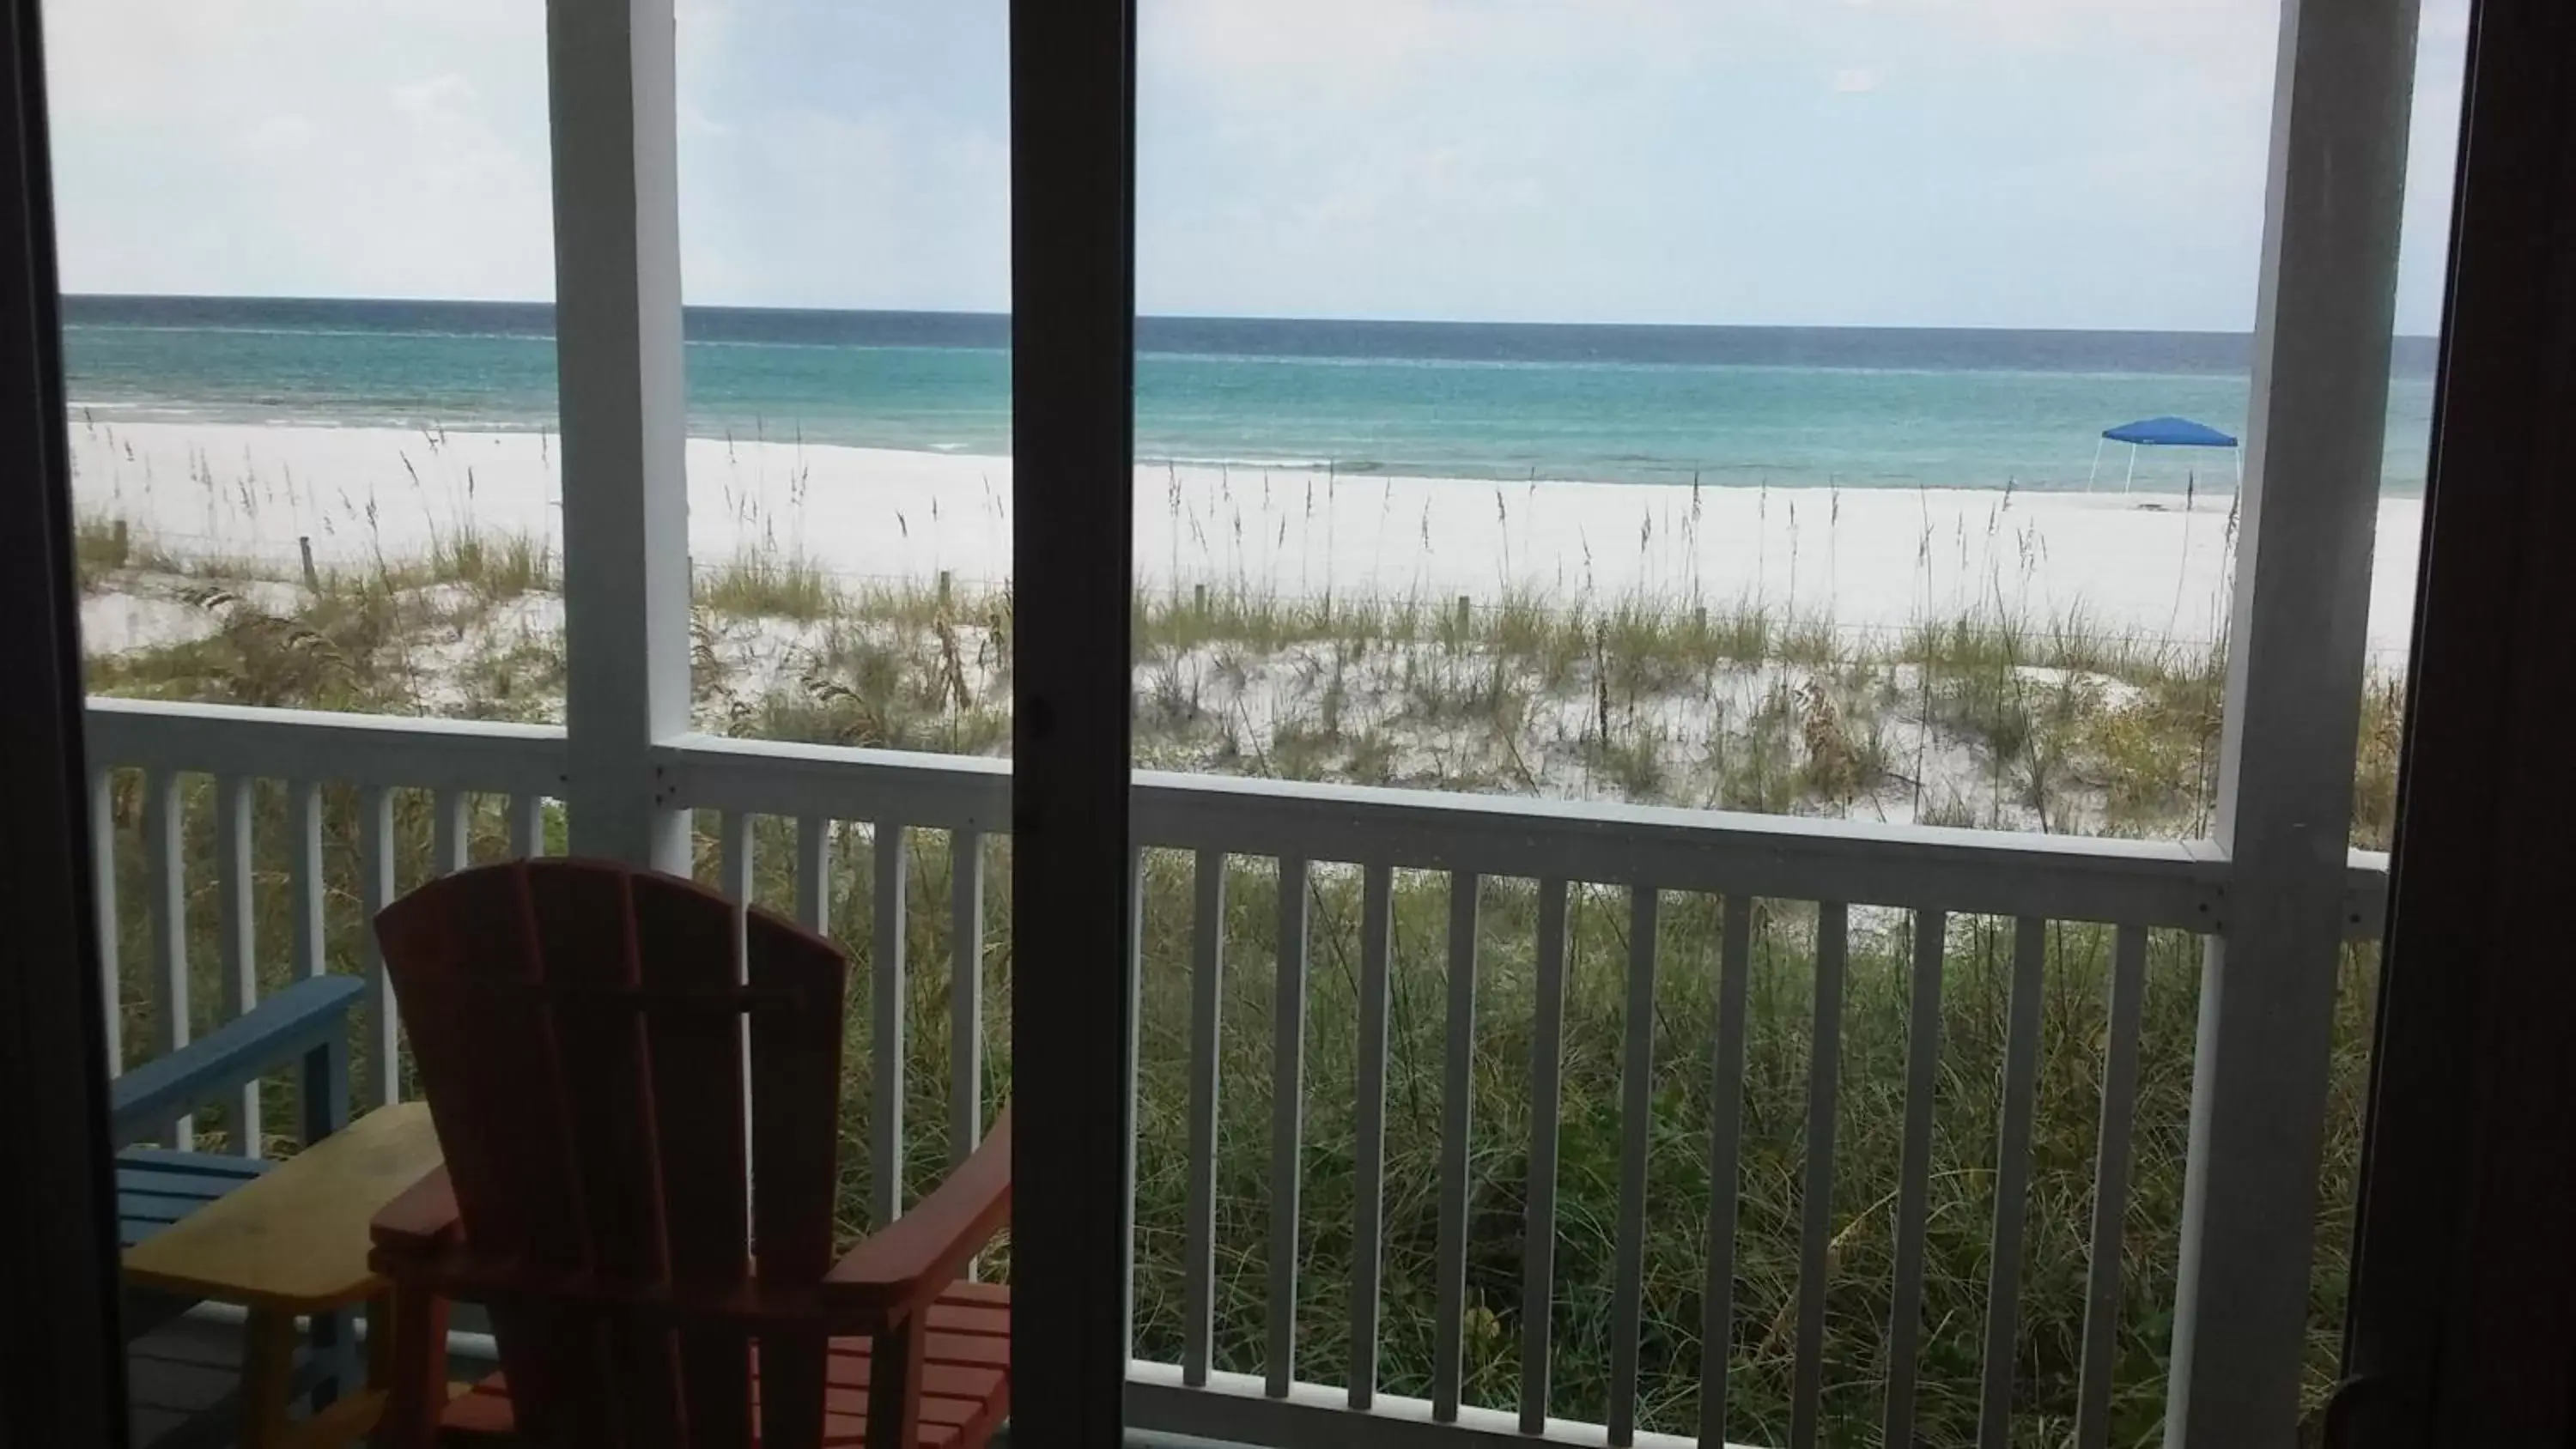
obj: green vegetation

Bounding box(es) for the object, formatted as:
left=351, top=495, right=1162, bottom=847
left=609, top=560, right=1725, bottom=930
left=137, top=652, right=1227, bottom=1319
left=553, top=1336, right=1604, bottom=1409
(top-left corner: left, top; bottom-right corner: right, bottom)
left=697, top=547, right=836, bottom=621
left=78, top=518, right=2393, bottom=1446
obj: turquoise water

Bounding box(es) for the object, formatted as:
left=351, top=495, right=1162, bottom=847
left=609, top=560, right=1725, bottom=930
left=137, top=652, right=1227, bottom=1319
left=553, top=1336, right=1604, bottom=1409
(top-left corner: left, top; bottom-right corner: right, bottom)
left=61, top=297, right=2438, bottom=494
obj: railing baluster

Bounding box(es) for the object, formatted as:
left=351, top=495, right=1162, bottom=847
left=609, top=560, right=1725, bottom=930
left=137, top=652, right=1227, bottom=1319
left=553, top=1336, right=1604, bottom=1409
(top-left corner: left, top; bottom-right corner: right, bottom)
left=1267, top=856, right=1310, bottom=1397
left=291, top=783, right=325, bottom=979
left=2074, top=925, right=2149, bottom=1449
left=146, top=767, right=191, bottom=1147
left=510, top=792, right=547, bottom=859
left=1431, top=870, right=1479, bottom=1422
left=1182, top=848, right=1228, bottom=1388
left=90, top=770, right=122, bottom=1076
left=872, top=824, right=908, bottom=1224
left=1698, top=894, right=1755, bottom=1447
left=1978, top=916, right=2050, bottom=1449
left=795, top=815, right=830, bottom=935
left=720, top=810, right=754, bottom=904
left=1882, top=908, right=1948, bottom=1446
left=1608, top=885, right=1661, bottom=1445
left=1789, top=901, right=1848, bottom=1449
left=949, top=829, right=985, bottom=1167
left=1122, top=846, right=1146, bottom=1366
left=1519, top=877, right=1571, bottom=1435
left=725, top=809, right=757, bottom=1229
left=360, top=784, right=398, bottom=1106
left=216, top=776, right=259, bottom=1157
left=432, top=787, right=470, bottom=875
left=1350, top=862, right=1395, bottom=1409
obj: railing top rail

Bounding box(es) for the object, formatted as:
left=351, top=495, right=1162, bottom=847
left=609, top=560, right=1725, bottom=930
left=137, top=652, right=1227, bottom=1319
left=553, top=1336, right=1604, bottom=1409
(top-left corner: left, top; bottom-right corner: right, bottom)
left=77, top=704, right=2391, bottom=937
left=85, top=696, right=568, bottom=796
left=662, top=731, right=2230, bottom=928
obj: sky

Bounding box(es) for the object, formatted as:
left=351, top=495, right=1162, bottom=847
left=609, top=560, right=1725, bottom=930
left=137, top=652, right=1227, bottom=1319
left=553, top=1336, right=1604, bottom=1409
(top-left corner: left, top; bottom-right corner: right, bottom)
left=41, top=0, right=2470, bottom=333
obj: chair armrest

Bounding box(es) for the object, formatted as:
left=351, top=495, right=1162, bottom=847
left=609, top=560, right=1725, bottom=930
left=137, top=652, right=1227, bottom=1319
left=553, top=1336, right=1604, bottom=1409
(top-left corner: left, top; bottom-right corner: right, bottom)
left=823, top=1106, right=1011, bottom=1317
left=109, top=975, right=365, bottom=1148
left=371, top=1166, right=462, bottom=1263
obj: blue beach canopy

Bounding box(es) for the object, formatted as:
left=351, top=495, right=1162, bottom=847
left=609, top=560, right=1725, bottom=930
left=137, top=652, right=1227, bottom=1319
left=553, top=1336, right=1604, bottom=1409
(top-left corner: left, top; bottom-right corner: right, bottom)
left=2090, top=415, right=2242, bottom=494
left=2101, top=415, right=2239, bottom=448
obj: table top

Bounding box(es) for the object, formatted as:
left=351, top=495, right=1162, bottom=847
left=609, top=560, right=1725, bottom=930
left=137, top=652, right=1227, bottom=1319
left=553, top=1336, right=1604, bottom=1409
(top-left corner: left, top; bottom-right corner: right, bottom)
left=123, top=1103, right=443, bottom=1313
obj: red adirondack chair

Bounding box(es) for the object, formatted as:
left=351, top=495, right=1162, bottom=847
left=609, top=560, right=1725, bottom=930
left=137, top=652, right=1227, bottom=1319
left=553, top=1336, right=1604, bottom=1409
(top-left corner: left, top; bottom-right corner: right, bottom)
left=364, top=858, right=1011, bottom=1448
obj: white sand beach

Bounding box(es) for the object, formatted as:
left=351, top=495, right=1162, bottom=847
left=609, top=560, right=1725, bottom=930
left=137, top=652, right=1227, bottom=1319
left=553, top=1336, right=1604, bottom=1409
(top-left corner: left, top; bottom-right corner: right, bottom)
left=66, top=417, right=2426, bottom=661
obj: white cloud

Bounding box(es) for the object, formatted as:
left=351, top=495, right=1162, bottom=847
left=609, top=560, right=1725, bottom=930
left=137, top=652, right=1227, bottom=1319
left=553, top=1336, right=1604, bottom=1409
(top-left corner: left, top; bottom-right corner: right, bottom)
left=1137, top=0, right=2314, bottom=326
left=44, top=0, right=555, bottom=300
left=39, top=0, right=2470, bottom=331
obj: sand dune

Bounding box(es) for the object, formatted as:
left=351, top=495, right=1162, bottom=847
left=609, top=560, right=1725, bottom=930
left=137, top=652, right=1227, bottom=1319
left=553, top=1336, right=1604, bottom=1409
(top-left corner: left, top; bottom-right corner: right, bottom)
left=66, top=417, right=2424, bottom=660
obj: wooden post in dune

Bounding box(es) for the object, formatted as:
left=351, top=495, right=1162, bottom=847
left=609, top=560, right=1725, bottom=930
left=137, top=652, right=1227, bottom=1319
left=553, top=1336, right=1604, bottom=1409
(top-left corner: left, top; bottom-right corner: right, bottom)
left=298, top=536, right=319, bottom=593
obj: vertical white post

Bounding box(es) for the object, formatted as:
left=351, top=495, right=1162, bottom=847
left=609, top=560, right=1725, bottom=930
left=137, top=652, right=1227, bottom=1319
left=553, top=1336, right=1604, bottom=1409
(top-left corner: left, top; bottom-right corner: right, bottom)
left=216, top=776, right=259, bottom=1156
left=89, top=770, right=122, bottom=1076
left=360, top=785, right=399, bottom=1107
left=1180, top=848, right=1226, bottom=1388
left=1348, top=863, right=1395, bottom=1410
left=948, top=828, right=985, bottom=1167
left=2167, top=0, right=2419, bottom=1440
left=1267, top=855, right=1311, bottom=1397
left=146, top=768, right=191, bottom=1149
left=291, top=782, right=325, bottom=979
left=872, top=825, right=909, bottom=1225
left=549, top=0, right=690, bottom=872
left=431, top=789, right=471, bottom=876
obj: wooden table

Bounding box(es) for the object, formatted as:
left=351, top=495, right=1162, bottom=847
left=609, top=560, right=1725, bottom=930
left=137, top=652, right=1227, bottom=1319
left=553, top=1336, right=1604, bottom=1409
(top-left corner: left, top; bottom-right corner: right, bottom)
left=123, top=1103, right=443, bottom=1449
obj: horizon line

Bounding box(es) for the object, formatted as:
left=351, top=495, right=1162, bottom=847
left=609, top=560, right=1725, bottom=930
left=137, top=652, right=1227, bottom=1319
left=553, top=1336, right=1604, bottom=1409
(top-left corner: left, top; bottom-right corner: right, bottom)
left=61, top=292, right=2451, bottom=342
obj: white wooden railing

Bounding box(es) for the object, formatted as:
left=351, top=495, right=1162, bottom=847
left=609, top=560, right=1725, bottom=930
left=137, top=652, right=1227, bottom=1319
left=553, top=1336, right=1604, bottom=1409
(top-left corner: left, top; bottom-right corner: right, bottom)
left=83, top=695, right=2391, bottom=1449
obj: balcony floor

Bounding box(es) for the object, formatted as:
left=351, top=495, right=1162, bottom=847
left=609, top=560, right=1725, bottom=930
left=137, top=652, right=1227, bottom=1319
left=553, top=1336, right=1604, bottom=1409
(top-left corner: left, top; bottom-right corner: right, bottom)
left=127, top=1313, right=240, bottom=1448
left=123, top=1310, right=501, bottom=1449
left=123, top=1311, right=1240, bottom=1449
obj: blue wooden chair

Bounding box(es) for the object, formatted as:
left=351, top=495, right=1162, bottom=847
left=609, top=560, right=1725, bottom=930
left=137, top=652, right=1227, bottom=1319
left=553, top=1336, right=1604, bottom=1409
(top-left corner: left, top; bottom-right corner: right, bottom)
left=110, top=973, right=365, bottom=1445
left=110, top=974, right=365, bottom=1265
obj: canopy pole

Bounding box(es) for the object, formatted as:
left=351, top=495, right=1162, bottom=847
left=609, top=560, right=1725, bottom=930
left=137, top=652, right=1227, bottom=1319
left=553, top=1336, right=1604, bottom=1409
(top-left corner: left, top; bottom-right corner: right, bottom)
left=2123, top=446, right=2139, bottom=494
left=2087, top=437, right=2105, bottom=492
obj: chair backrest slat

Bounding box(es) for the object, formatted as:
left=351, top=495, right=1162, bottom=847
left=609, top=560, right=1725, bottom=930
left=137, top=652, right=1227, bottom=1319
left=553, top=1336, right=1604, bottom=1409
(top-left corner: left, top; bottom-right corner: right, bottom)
left=743, top=898, right=851, bottom=1449
left=378, top=860, right=850, bottom=1449
left=380, top=862, right=600, bottom=1442
left=636, top=872, right=759, bottom=1449
left=535, top=865, right=684, bottom=1447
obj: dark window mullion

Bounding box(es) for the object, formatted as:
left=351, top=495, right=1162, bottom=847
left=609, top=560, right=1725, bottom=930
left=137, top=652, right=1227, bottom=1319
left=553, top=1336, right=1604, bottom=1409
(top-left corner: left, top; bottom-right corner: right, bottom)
left=1008, top=1, right=1139, bottom=1446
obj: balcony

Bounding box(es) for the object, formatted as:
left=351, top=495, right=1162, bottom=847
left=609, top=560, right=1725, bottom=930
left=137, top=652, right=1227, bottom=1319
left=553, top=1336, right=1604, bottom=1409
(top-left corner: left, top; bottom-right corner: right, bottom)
left=87, top=694, right=2392, bottom=1447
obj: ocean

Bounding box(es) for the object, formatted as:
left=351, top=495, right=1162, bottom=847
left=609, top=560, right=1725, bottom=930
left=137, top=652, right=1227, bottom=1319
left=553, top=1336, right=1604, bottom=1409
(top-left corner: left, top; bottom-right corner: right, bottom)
left=60, top=295, right=2439, bottom=494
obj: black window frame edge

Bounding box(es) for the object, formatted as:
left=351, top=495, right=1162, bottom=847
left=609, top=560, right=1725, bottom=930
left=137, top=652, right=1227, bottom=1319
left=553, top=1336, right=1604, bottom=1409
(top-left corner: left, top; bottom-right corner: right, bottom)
left=0, top=0, right=130, bottom=1443
left=2340, top=0, right=2576, bottom=1442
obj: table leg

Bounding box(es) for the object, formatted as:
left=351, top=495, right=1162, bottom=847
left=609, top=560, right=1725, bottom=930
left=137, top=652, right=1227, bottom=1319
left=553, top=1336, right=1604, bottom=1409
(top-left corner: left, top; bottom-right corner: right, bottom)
left=239, top=1307, right=299, bottom=1449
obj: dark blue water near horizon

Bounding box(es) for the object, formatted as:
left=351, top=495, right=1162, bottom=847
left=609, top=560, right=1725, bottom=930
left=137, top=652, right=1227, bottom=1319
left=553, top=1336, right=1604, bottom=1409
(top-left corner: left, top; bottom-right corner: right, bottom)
left=60, top=295, right=2439, bottom=493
